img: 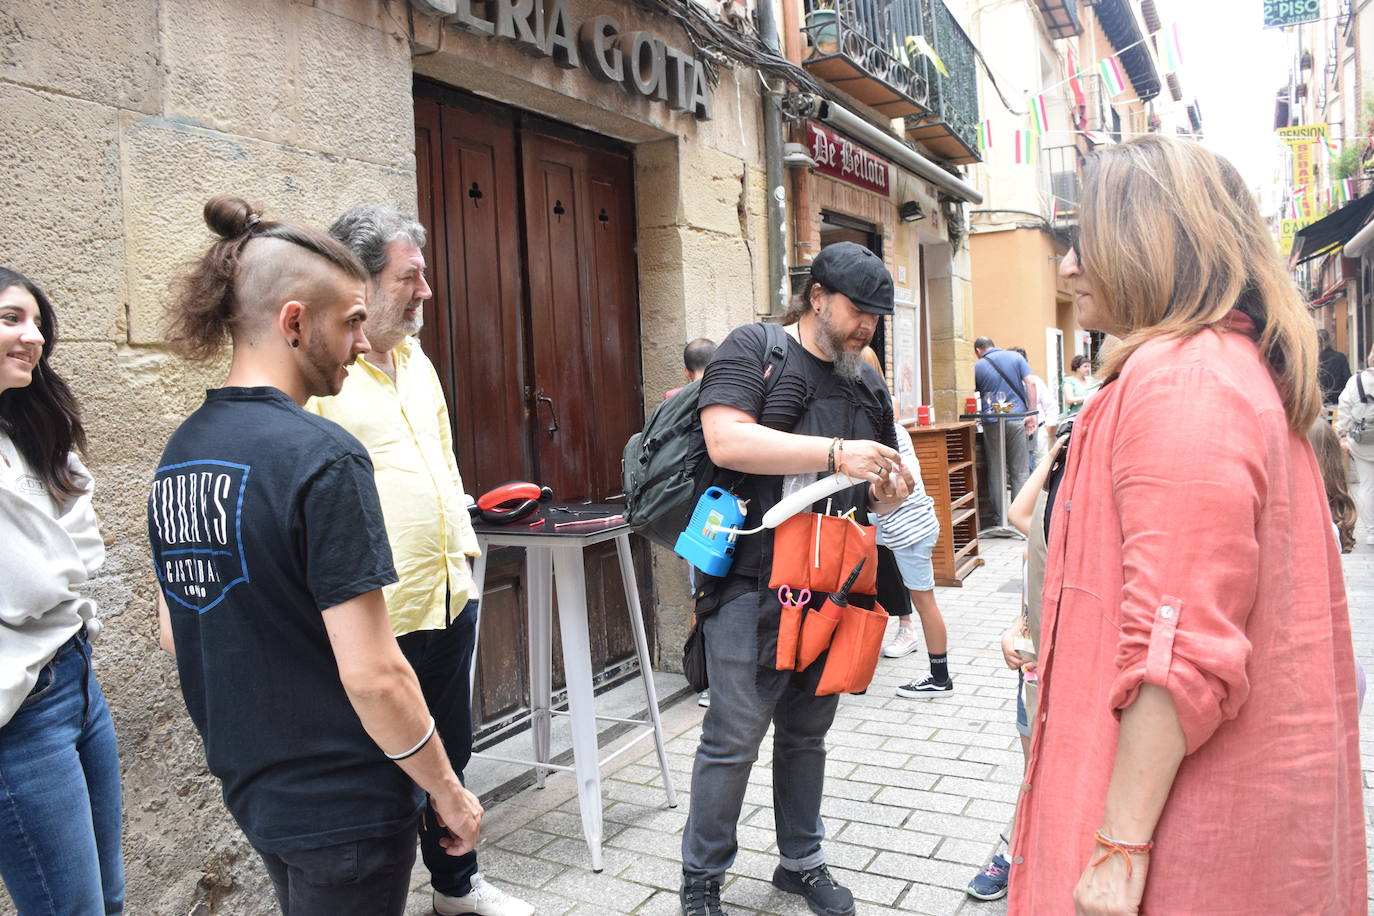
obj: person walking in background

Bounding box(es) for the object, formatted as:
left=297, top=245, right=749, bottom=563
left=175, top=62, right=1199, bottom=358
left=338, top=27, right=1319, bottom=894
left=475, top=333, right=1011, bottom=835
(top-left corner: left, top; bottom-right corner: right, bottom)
left=1336, top=349, right=1374, bottom=546
left=306, top=206, right=531, bottom=916
left=151, top=197, right=481, bottom=916
left=1012, top=136, right=1364, bottom=914
left=1010, top=346, right=1053, bottom=471
left=1310, top=418, right=1359, bottom=553
left=1061, top=354, right=1094, bottom=418
left=1318, top=329, right=1352, bottom=406
left=972, top=338, right=1035, bottom=524
left=0, top=268, right=125, bottom=914
left=665, top=338, right=717, bottom=400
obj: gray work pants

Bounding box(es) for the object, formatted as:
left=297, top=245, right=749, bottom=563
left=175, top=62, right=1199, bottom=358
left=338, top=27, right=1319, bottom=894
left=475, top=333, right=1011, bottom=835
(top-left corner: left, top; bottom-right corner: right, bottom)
left=681, top=588, right=840, bottom=881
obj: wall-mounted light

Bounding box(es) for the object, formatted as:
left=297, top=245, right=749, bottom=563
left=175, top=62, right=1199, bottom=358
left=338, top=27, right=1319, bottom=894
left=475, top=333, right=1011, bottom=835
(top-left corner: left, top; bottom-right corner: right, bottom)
left=782, top=142, right=819, bottom=168
left=898, top=200, right=927, bottom=222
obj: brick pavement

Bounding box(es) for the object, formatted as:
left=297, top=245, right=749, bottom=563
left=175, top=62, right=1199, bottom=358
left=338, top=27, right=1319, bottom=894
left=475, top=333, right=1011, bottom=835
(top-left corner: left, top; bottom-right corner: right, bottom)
left=407, top=537, right=1374, bottom=915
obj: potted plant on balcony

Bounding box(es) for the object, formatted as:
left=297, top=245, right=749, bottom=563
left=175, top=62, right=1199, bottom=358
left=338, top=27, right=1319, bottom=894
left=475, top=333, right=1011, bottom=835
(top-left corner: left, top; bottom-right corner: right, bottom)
left=806, top=3, right=839, bottom=56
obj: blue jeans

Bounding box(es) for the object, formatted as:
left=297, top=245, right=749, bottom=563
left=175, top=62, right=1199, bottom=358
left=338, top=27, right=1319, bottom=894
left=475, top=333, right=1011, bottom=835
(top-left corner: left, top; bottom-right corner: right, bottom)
left=396, top=599, right=478, bottom=898
left=0, top=634, right=125, bottom=914
left=682, top=588, right=839, bottom=881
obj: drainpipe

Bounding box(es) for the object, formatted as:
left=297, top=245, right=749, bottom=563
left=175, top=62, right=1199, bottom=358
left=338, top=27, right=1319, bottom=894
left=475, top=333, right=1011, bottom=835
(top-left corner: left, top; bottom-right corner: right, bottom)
left=759, top=0, right=789, bottom=316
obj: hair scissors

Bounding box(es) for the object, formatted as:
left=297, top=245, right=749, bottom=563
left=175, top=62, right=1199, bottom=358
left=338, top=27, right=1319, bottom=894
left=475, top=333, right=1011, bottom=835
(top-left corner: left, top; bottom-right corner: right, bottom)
left=777, top=585, right=811, bottom=609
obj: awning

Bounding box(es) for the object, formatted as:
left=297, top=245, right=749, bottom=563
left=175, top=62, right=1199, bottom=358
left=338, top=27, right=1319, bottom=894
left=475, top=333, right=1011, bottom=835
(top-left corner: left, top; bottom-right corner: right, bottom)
left=1290, top=193, right=1374, bottom=265
left=1094, top=0, right=1161, bottom=102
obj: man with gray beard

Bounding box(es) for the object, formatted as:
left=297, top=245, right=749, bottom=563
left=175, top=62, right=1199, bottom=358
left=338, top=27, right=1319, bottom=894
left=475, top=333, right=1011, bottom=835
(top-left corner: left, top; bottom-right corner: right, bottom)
left=679, top=242, right=915, bottom=916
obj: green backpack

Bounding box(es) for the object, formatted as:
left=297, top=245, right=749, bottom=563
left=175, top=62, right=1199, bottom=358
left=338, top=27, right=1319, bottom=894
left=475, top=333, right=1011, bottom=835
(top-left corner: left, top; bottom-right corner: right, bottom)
left=622, top=322, right=789, bottom=550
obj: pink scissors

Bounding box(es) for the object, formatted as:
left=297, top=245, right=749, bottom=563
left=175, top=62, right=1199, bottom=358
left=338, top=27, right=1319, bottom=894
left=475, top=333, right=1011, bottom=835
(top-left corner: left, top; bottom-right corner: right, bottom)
left=777, top=585, right=811, bottom=609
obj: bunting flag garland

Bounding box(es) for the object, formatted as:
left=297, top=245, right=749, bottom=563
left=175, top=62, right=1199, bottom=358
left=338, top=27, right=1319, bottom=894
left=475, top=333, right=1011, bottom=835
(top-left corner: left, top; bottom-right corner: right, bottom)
left=1067, top=48, right=1086, bottom=108
left=1342, top=178, right=1356, bottom=201
left=1014, top=130, right=1035, bottom=164
left=1324, top=137, right=1342, bottom=157
left=1036, top=190, right=1059, bottom=222
left=1160, top=24, right=1183, bottom=74
left=1098, top=56, right=1128, bottom=97
left=976, top=120, right=992, bottom=151
left=1287, top=195, right=1302, bottom=219
left=1030, top=95, right=1050, bottom=136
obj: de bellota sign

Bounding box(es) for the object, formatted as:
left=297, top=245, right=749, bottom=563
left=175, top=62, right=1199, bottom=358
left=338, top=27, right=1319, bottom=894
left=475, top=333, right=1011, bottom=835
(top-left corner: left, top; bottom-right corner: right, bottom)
left=408, top=0, right=713, bottom=119
left=1263, top=0, right=1320, bottom=28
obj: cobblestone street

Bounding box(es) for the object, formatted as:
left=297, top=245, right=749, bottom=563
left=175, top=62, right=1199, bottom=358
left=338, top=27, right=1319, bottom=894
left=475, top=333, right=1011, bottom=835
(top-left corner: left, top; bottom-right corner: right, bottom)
left=405, top=537, right=1374, bottom=914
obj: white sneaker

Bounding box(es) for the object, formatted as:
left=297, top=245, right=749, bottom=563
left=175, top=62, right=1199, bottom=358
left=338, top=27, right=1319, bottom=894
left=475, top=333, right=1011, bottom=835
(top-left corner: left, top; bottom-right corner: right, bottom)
left=698, top=689, right=710, bottom=707
left=882, top=627, right=920, bottom=658
left=433, top=874, right=534, bottom=916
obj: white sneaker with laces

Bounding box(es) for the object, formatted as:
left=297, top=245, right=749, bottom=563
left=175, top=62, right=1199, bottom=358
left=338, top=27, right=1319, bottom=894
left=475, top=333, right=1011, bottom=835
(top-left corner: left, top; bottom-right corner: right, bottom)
left=882, top=627, right=920, bottom=658
left=433, top=874, right=534, bottom=916
left=698, top=689, right=710, bottom=707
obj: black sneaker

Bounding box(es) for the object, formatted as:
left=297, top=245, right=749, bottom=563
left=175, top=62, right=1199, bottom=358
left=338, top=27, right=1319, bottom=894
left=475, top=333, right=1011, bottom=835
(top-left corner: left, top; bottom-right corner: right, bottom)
left=771, top=864, right=855, bottom=916
left=680, top=878, right=728, bottom=916
left=895, top=674, right=954, bottom=697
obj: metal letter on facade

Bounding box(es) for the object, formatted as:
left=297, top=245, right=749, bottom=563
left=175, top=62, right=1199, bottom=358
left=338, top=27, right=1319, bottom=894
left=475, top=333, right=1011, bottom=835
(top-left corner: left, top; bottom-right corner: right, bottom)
left=580, top=16, right=623, bottom=82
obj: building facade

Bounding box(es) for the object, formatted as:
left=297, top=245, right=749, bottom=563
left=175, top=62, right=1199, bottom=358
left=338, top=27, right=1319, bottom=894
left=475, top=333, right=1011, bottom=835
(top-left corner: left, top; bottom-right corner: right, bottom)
left=0, top=0, right=980, bottom=908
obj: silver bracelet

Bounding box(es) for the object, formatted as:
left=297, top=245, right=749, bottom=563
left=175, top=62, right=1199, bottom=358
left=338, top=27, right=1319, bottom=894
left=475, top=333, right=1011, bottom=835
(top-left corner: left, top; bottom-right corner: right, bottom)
left=385, top=716, right=436, bottom=761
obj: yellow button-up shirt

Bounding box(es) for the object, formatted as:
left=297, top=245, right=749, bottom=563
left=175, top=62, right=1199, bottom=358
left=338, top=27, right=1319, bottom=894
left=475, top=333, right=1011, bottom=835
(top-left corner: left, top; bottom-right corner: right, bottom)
left=305, top=337, right=481, bottom=636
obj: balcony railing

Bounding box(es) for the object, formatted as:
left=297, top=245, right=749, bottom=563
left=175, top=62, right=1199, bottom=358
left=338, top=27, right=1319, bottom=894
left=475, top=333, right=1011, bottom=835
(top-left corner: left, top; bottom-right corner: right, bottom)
left=1041, top=145, right=1082, bottom=223
left=1032, top=0, right=1082, bottom=39
left=799, top=0, right=980, bottom=163
left=800, top=0, right=933, bottom=119
left=904, top=0, right=981, bottom=163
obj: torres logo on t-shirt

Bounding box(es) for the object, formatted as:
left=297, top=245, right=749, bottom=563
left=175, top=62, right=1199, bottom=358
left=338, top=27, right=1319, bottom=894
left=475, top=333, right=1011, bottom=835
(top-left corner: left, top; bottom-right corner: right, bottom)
left=150, top=459, right=251, bottom=611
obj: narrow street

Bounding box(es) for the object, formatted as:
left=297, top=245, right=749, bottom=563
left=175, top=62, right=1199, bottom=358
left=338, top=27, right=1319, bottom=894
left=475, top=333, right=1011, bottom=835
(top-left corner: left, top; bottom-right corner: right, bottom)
left=405, top=538, right=1374, bottom=914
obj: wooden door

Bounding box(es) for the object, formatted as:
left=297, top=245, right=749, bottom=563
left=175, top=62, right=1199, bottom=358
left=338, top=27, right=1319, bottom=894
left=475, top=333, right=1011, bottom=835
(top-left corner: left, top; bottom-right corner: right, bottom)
left=415, top=84, right=652, bottom=735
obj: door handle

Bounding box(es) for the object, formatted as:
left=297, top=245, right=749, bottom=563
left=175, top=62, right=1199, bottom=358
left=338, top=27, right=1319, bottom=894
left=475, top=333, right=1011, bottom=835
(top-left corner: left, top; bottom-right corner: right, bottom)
left=535, top=390, right=559, bottom=439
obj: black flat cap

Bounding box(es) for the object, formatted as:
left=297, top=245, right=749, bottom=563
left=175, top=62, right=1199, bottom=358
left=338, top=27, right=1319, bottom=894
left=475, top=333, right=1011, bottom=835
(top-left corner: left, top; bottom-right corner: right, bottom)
left=810, top=242, right=894, bottom=315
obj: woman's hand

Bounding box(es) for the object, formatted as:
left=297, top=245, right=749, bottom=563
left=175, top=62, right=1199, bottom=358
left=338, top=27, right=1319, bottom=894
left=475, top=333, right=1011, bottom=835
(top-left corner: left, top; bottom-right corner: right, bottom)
left=1000, top=625, right=1024, bottom=671
left=1073, top=845, right=1149, bottom=915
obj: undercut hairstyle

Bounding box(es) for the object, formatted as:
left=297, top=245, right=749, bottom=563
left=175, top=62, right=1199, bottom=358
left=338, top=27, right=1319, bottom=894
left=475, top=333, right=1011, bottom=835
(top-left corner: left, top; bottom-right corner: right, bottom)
left=1071, top=354, right=1090, bottom=371
left=166, top=195, right=368, bottom=361
left=0, top=268, right=88, bottom=500
left=683, top=338, right=717, bottom=375
left=328, top=206, right=427, bottom=280
left=973, top=337, right=995, bottom=351
left=1079, top=135, right=1319, bottom=431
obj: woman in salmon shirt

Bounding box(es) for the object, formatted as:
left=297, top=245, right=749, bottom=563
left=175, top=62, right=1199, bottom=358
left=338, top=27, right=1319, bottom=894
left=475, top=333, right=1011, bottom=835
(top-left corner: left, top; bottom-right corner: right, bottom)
left=1008, top=136, right=1365, bottom=915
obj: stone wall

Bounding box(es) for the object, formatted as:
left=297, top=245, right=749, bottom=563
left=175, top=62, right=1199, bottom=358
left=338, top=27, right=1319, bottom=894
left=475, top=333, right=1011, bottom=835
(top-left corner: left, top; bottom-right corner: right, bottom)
left=1, top=0, right=769, bottom=909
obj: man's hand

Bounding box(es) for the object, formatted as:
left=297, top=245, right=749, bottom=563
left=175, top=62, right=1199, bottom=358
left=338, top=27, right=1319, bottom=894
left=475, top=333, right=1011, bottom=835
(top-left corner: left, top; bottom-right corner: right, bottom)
left=868, top=459, right=915, bottom=514
left=1025, top=415, right=1038, bottom=436
left=432, top=784, right=483, bottom=856
left=838, top=439, right=904, bottom=485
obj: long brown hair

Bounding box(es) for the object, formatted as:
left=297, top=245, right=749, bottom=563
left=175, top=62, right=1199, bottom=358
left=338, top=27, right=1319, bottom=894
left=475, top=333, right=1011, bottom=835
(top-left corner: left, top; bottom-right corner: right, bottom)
left=1079, top=136, right=1320, bottom=431
left=167, top=196, right=368, bottom=360
left=1308, top=418, right=1357, bottom=553
left=0, top=268, right=88, bottom=500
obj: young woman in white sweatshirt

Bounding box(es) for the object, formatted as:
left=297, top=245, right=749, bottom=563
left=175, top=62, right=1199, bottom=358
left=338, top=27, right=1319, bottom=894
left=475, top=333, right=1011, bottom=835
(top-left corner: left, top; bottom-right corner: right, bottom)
left=0, top=267, right=124, bottom=914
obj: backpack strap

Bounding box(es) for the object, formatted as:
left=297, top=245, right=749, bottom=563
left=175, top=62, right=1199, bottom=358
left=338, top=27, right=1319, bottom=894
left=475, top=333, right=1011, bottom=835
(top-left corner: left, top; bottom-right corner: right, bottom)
left=1359, top=370, right=1372, bottom=404
left=982, top=352, right=1029, bottom=407
left=760, top=321, right=788, bottom=394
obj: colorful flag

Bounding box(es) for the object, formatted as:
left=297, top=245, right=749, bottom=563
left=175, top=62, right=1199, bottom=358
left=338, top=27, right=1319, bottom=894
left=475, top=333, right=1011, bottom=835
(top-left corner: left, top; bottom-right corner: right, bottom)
left=1324, top=136, right=1341, bottom=157
left=1014, top=130, right=1035, bottom=164
left=976, top=120, right=992, bottom=151
left=1067, top=47, right=1086, bottom=129
left=1030, top=95, right=1049, bottom=136
left=1287, top=195, right=1301, bottom=219
left=1160, top=23, right=1183, bottom=74
left=1098, top=56, right=1128, bottom=97
left=1083, top=130, right=1116, bottom=146
left=1343, top=178, right=1356, bottom=200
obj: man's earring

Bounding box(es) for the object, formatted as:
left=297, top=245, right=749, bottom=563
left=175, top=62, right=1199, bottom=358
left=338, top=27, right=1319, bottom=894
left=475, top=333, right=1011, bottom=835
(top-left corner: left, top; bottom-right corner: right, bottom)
left=290, top=339, right=300, bottom=348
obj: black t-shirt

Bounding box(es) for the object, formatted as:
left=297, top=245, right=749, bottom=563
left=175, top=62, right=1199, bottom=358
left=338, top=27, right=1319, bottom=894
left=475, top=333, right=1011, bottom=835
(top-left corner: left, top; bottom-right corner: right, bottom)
left=697, top=323, right=896, bottom=579
left=147, top=387, right=420, bottom=853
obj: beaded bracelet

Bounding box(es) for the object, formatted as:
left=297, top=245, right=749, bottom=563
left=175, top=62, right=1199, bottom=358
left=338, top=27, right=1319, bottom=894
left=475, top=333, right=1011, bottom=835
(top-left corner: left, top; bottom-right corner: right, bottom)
left=1089, top=828, right=1154, bottom=878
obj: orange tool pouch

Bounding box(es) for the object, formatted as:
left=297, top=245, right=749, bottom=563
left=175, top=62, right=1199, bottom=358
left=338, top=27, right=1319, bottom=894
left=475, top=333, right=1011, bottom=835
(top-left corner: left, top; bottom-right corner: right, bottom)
left=815, top=602, right=889, bottom=696
left=776, top=602, right=804, bottom=671
left=795, top=600, right=843, bottom=671
left=768, top=514, right=878, bottom=595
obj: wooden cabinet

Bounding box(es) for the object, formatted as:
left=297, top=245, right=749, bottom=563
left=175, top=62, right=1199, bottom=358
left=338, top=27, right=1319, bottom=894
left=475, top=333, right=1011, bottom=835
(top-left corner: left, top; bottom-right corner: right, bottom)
left=905, top=421, right=983, bottom=587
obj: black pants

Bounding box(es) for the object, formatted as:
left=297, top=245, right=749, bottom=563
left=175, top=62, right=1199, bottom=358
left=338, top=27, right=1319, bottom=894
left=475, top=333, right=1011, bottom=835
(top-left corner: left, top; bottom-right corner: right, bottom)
left=396, top=599, right=480, bottom=898
left=259, top=824, right=417, bottom=916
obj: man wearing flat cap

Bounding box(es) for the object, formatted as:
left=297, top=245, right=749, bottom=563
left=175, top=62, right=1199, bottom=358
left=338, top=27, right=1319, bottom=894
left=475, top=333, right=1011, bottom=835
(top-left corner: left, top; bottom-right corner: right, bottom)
left=678, top=242, right=915, bottom=916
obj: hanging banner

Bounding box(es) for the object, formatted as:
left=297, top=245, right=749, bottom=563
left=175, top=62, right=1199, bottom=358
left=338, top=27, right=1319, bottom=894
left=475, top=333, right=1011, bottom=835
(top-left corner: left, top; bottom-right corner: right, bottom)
left=1263, top=1, right=1320, bottom=29
left=1277, top=123, right=1327, bottom=144
left=805, top=121, right=891, bottom=197
left=1291, top=141, right=1317, bottom=213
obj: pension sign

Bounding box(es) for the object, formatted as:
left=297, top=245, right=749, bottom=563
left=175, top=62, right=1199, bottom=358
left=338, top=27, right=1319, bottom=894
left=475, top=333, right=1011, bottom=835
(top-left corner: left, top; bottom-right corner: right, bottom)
left=1263, top=0, right=1320, bottom=28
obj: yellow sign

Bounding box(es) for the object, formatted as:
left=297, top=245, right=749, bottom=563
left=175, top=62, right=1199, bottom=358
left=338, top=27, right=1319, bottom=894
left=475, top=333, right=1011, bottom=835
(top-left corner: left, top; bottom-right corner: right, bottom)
left=1277, top=123, right=1327, bottom=145
left=1278, top=217, right=1314, bottom=256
